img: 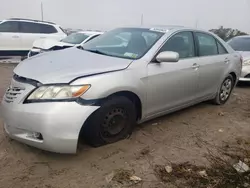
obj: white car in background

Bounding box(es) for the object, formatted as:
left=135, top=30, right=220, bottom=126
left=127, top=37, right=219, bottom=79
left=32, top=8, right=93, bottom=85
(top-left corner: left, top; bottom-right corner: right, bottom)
left=227, top=35, right=250, bottom=82
left=28, top=31, right=103, bottom=57
left=0, top=18, right=67, bottom=56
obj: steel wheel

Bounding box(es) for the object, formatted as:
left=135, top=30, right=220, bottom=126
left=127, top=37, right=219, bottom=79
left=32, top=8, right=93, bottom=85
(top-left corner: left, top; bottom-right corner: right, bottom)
left=100, top=107, right=128, bottom=142
left=81, top=96, right=136, bottom=147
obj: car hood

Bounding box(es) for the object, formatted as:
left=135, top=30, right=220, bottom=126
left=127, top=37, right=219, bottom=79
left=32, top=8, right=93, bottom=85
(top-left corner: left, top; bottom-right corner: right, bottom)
left=33, top=38, right=74, bottom=50
left=14, top=47, right=133, bottom=84
left=237, top=51, right=250, bottom=60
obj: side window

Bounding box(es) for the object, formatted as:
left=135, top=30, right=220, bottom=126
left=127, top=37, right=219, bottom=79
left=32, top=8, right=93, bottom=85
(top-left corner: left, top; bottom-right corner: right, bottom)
left=20, top=22, right=40, bottom=33
left=217, top=41, right=228, bottom=54
left=159, top=31, right=195, bottom=59
left=39, top=24, right=57, bottom=34
left=196, top=32, right=218, bottom=56
left=20, top=22, right=57, bottom=34
left=0, top=21, right=19, bottom=32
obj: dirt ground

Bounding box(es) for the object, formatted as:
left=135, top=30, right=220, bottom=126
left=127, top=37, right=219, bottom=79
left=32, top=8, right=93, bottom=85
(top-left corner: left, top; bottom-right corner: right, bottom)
left=0, top=64, right=249, bottom=188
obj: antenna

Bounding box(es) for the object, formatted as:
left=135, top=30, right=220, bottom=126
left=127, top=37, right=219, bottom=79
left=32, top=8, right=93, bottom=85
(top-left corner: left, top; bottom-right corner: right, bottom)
left=41, top=2, right=44, bottom=21
left=195, top=19, right=199, bottom=28
left=141, top=14, right=144, bottom=25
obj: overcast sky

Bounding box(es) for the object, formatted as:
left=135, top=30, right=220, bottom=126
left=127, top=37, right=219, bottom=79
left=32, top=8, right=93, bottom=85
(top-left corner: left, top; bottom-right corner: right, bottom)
left=0, top=0, right=250, bottom=32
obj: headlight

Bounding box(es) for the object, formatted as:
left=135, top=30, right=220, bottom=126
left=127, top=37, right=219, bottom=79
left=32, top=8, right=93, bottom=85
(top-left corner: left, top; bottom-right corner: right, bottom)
left=26, top=85, right=90, bottom=101
left=243, top=59, right=250, bottom=66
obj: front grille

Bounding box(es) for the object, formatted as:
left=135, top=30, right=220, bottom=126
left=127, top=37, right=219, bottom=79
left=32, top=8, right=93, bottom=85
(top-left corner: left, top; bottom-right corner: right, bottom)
left=4, top=86, right=25, bottom=103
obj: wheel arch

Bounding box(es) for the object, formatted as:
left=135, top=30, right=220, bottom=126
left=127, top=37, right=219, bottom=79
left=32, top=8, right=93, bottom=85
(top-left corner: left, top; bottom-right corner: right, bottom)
left=229, top=71, right=237, bottom=85
left=106, top=91, right=142, bottom=121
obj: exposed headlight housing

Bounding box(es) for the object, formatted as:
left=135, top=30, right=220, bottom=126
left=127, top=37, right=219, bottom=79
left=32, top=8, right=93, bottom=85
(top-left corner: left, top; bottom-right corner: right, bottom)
left=25, top=85, right=90, bottom=102
left=243, top=59, right=250, bottom=66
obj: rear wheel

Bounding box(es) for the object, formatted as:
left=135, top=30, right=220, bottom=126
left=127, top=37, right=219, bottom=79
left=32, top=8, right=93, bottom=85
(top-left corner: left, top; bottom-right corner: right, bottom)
left=212, top=75, right=234, bottom=105
left=81, top=96, right=136, bottom=147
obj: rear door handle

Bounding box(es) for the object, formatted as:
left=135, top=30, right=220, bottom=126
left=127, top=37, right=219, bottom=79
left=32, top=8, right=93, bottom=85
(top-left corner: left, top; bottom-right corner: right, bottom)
left=192, top=63, right=200, bottom=69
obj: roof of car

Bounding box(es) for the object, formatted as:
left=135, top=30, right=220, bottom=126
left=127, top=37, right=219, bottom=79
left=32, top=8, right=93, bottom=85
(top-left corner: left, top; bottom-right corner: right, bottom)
left=5, top=18, right=56, bottom=25
left=118, top=25, right=205, bottom=33
left=78, top=30, right=104, bottom=35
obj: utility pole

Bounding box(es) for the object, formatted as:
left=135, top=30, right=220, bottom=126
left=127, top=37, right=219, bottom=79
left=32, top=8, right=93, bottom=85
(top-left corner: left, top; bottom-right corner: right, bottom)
left=140, top=14, right=144, bottom=25
left=41, top=2, right=44, bottom=21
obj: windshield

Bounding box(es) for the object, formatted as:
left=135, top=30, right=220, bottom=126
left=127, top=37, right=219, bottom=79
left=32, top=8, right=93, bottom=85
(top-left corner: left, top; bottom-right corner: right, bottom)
left=227, top=37, right=250, bottom=51
left=82, top=28, right=164, bottom=59
left=61, top=33, right=90, bottom=44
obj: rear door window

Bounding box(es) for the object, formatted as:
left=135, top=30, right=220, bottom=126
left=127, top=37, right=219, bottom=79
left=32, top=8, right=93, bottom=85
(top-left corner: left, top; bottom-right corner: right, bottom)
left=20, top=22, right=57, bottom=34
left=20, top=22, right=40, bottom=33
left=217, top=41, right=228, bottom=54
left=195, top=32, right=218, bottom=56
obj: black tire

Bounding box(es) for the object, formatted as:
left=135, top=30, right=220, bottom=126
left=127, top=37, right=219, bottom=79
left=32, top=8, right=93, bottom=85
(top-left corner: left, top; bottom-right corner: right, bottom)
left=81, top=96, right=136, bottom=147
left=212, top=74, right=234, bottom=105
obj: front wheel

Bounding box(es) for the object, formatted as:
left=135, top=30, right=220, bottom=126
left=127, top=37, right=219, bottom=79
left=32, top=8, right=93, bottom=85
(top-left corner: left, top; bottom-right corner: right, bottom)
left=212, top=75, right=234, bottom=105
left=81, top=96, right=136, bottom=147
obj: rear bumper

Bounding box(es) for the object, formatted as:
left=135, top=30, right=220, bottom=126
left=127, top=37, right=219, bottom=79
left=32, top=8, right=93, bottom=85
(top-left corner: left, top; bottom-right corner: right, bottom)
left=1, top=100, right=99, bottom=153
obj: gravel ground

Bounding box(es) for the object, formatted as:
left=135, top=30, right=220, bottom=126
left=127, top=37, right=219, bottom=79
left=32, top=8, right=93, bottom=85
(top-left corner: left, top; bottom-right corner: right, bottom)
left=0, top=64, right=249, bottom=188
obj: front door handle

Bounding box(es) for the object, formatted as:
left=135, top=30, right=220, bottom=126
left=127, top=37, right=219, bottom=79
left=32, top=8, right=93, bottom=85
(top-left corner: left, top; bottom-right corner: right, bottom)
left=192, top=63, right=200, bottom=69
left=224, top=58, right=230, bottom=64
left=12, top=35, right=19, bottom=38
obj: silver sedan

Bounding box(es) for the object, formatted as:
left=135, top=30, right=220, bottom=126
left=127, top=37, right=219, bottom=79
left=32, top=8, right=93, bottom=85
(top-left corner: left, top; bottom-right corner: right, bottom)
left=1, top=26, right=242, bottom=153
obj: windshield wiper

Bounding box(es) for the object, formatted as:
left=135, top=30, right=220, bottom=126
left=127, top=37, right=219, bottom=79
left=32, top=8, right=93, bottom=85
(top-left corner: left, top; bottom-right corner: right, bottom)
left=84, top=49, right=117, bottom=57
left=84, top=49, right=109, bottom=55
left=77, top=46, right=84, bottom=50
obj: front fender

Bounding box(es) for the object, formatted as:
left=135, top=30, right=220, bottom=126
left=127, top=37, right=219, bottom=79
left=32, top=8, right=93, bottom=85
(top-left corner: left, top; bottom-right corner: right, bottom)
left=71, top=68, right=147, bottom=117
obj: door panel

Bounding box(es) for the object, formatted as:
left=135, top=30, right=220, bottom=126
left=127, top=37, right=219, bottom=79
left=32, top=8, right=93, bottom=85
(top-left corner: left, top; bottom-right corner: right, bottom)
left=146, top=31, right=199, bottom=117
left=0, top=21, right=21, bottom=51
left=0, top=32, right=21, bottom=51
left=197, top=55, right=227, bottom=98
left=194, top=32, right=228, bottom=98
left=19, top=21, right=60, bottom=51
left=20, top=33, right=45, bottom=50
left=147, top=59, right=199, bottom=116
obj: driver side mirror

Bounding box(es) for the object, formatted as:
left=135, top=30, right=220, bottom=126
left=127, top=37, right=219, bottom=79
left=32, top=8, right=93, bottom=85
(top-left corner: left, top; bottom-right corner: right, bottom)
left=156, top=51, right=179, bottom=63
